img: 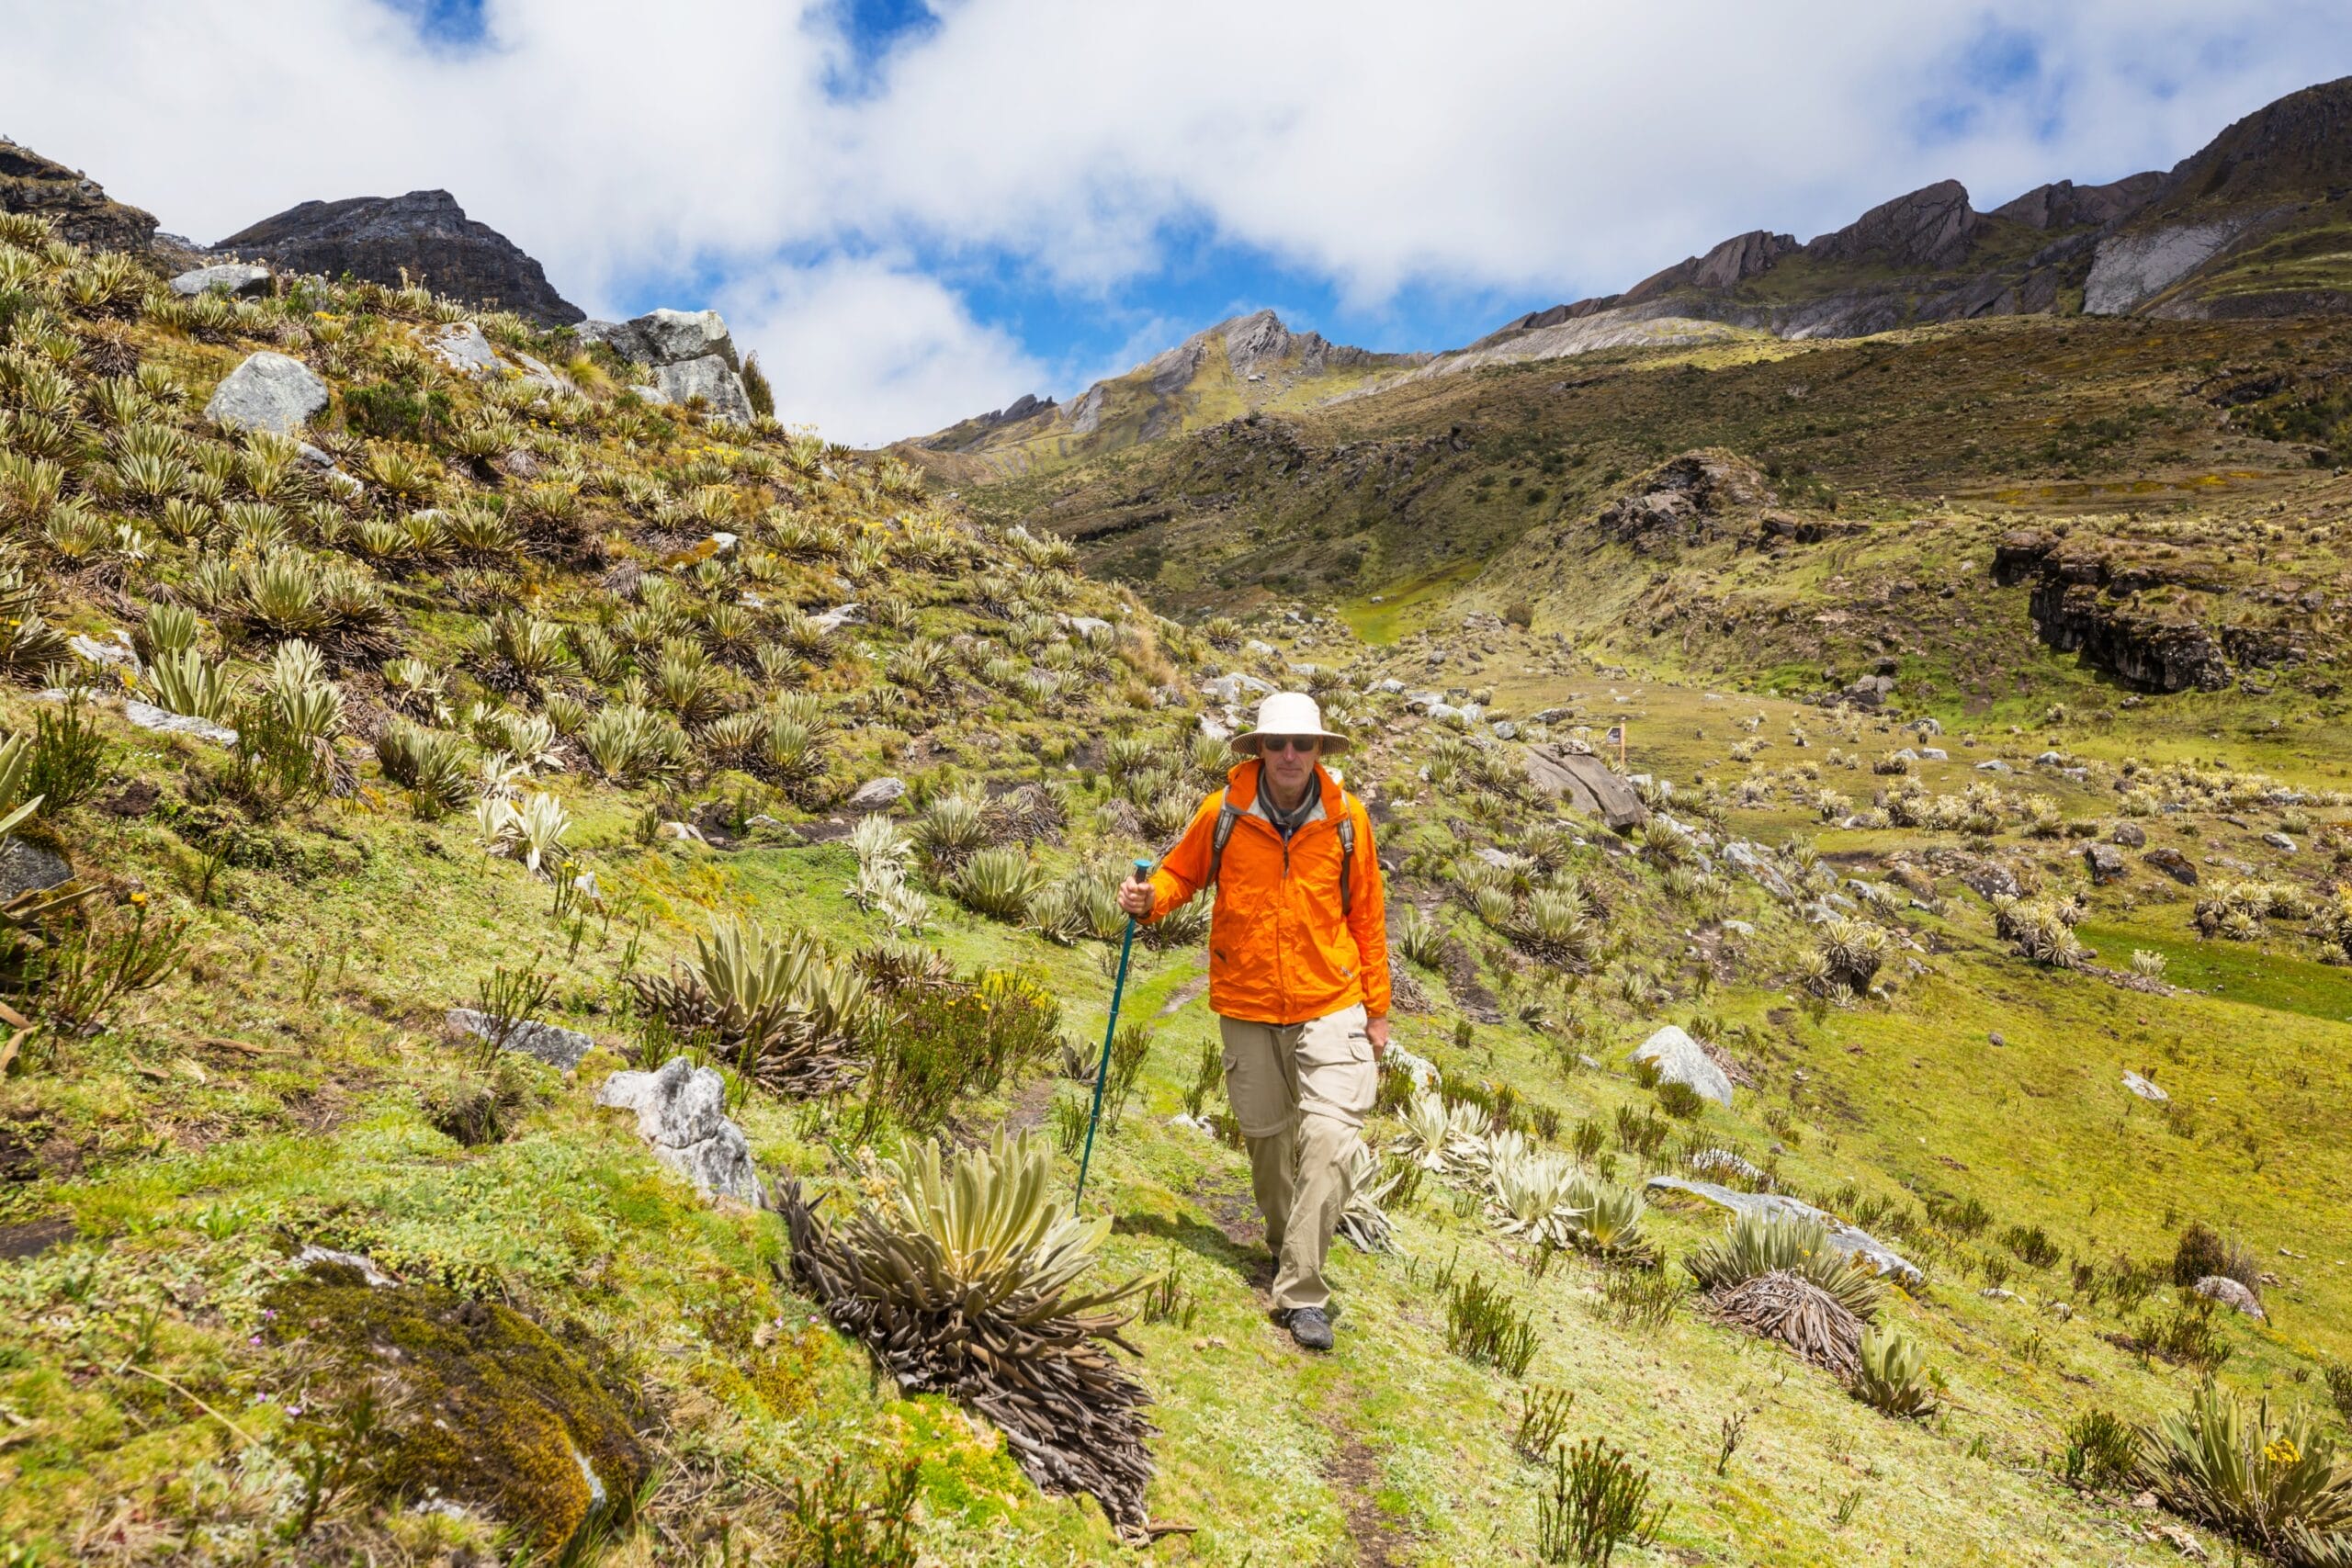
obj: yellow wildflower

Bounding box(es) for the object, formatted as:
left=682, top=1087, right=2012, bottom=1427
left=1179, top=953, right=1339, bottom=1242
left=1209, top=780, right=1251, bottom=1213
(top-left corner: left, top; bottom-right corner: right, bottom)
left=2267, top=1437, right=2301, bottom=1466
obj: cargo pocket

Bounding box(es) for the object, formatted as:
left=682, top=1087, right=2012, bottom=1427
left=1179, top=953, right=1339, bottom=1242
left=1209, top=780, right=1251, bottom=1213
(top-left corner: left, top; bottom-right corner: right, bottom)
left=1295, top=1006, right=1375, bottom=1125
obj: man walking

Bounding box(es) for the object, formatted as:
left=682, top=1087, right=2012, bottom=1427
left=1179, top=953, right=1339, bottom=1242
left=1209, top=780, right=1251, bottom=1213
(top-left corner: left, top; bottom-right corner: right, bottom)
left=1119, top=692, right=1390, bottom=1351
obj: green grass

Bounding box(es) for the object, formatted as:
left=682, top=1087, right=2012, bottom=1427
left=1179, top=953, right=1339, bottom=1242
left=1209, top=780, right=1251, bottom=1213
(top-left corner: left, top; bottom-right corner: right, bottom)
left=2079, top=919, right=2352, bottom=1023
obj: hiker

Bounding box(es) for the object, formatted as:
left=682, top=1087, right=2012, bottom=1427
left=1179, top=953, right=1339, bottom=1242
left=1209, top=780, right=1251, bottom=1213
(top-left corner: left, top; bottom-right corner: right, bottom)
left=1119, top=692, right=1389, bottom=1351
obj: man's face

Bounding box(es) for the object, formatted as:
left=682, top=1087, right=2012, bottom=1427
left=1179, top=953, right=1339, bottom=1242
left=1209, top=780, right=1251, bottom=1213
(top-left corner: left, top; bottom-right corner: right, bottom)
left=1261, top=735, right=1321, bottom=795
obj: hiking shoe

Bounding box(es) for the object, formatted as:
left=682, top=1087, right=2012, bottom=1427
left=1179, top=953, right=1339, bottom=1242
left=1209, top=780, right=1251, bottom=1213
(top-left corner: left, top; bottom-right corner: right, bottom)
left=1283, top=1306, right=1334, bottom=1351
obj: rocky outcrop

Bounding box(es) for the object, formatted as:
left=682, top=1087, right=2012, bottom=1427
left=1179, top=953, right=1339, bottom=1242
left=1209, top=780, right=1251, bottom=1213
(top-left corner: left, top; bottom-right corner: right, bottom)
left=1646, top=1176, right=1922, bottom=1282
left=170, top=263, right=272, bottom=298
left=214, top=189, right=582, bottom=326
left=1523, top=745, right=1648, bottom=832
left=596, top=1056, right=763, bottom=1205
left=0, top=138, right=157, bottom=251
left=2085, top=222, right=2245, bottom=314
left=1992, top=530, right=2233, bottom=693
left=919, top=392, right=1059, bottom=453
left=203, top=351, right=330, bottom=437
left=1805, top=180, right=1984, bottom=271
left=447, top=1007, right=595, bottom=1069
left=1990, top=174, right=2165, bottom=231
left=1594, top=449, right=1767, bottom=551
left=580, top=309, right=754, bottom=423
left=1219, top=308, right=1395, bottom=378
left=1623, top=230, right=1800, bottom=303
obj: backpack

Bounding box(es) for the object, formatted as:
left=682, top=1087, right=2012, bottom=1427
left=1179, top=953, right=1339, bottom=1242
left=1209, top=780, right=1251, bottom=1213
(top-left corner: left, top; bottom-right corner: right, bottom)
left=1204, top=788, right=1357, bottom=916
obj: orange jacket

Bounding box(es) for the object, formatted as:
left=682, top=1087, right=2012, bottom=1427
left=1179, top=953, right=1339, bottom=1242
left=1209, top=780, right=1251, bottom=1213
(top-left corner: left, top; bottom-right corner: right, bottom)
left=1147, top=759, right=1391, bottom=1026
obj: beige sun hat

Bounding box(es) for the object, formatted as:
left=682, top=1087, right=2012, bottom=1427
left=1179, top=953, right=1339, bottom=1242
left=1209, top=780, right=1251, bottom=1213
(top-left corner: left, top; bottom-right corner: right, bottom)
left=1231, top=691, right=1350, bottom=757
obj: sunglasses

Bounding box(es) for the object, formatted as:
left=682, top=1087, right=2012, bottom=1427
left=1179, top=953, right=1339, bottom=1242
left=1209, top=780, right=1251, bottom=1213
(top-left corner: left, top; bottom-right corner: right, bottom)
left=1260, top=736, right=1321, bottom=754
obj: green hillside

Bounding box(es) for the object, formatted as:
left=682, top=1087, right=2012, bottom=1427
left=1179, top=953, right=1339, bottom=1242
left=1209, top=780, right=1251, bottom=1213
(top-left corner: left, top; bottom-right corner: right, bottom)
left=4, top=201, right=2352, bottom=1568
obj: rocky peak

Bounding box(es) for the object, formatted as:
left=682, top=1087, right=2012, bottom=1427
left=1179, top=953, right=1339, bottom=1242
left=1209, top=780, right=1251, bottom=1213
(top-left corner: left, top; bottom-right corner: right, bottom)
left=1989, top=173, right=2164, bottom=231
left=215, top=189, right=582, bottom=327
left=2145, top=73, right=2352, bottom=213
left=1804, top=179, right=1983, bottom=270
left=1212, top=309, right=1395, bottom=378
left=0, top=137, right=157, bottom=252
left=1622, top=229, right=1799, bottom=304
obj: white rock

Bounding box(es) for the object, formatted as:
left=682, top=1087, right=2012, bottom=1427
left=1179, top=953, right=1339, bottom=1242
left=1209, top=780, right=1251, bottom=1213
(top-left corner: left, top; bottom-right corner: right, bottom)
left=1630, top=1024, right=1734, bottom=1107
left=2122, top=1070, right=2169, bottom=1104
left=1645, top=1175, right=1921, bottom=1282
left=124, top=700, right=236, bottom=745
left=446, top=1007, right=595, bottom=1069
left=809, top=604, right=861, bottom=632
left=171, top=263, right=271, bottom=298
left=2191, top=1274, right=2265, bottom=1319
left=652, top=354, right=755, bottom=423
left=847, top=776, right=905, bottom=810
left=67, top=632, right=139, bottom=672
left=424, top=321, right=501, bottom=376
left=203, top=351, right=329, bottom=436
left=2263, top=831, right=2297, bottom=853
left=597, top=1056, right=763, bottom=1205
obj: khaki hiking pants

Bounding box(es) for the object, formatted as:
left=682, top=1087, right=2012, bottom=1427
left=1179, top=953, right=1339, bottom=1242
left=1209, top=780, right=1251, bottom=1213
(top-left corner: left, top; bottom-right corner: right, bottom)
left=1217, top=1002, right=1377, bottom=1312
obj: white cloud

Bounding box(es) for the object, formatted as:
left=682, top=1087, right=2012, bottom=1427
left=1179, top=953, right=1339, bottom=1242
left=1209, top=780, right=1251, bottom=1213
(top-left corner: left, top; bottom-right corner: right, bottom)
left=0, top=0, right=2346, bottom=438
left=720, top=256, right=1046, bottom=446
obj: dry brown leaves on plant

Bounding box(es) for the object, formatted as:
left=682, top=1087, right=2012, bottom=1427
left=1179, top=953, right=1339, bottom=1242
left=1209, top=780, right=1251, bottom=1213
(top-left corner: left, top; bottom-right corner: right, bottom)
left=1707, top=1269, right=1862, bottom=1378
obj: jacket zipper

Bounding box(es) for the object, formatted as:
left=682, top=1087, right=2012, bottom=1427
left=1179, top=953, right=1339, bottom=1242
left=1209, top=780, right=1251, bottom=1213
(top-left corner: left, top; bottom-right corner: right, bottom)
left=1236, top=807, right=1339, bottom=1024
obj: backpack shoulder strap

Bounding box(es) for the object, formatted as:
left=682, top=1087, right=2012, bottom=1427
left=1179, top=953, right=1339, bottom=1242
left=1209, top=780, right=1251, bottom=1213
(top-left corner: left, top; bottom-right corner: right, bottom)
left=1205, top=790, right=1243, bottom=889
left=1337, top=802, right=1357, bottom=917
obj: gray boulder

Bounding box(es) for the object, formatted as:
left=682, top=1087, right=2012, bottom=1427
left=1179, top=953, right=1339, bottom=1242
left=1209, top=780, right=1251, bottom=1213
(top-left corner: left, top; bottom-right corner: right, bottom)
left=1975, top=760, right=2012, bottom=773
left=203, top=351, right=329, bottom=435
left=597, top=1055, right=763, bottom=1205
left=1523, top=744, right=1648, bottom=833
left=1723, top=840, right=1793, bottom=900
left=446, top=1006, right=595, bottom=1070
left=123, top=700, right=236, bottom=746
left=0, top=837, right=72, bottom=902
left=582, top=308, right=740, bottom=370
left=652, top=354, right=754, bottom=423
left=424, top=321, right=501, bottom=376
left=847, top=777, right=905, bottom=811
left=2144, top=847, right=2199, bottom=886
left=1646, top=1175, right=1922, bottom=1282
left=2191, top=1274, right=2264, bottom=1319
left=170, top=263, right=271, bottom=298
left=67, top=632, right=139, bottom=673
left=1630, top=1024, right=1733, bottom=1107
left=2083, top=843, right=2127, bottom=885
left=2263, top=831, right=2297, bottom=853
left=2110, top=822, right=2147, bottom=848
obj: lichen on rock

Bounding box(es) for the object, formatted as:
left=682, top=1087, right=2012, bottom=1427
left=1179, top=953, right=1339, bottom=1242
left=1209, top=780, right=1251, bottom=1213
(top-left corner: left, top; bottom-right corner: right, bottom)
left=265, top=1259, right=649, bottom=1550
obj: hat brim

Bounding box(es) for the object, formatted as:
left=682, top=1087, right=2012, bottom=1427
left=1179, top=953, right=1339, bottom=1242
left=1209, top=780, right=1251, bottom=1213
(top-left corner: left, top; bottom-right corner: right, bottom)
left=1231, top=728, right=1349, bottom=757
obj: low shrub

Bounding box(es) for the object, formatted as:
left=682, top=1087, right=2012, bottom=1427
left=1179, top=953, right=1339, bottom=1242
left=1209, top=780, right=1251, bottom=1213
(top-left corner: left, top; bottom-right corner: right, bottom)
left=1445, top=1270, right=1540, bottom=1377
left=2060, top=1408, right=2138, bottom=1493
left=1534, top=1438, right=1668, bottom=1567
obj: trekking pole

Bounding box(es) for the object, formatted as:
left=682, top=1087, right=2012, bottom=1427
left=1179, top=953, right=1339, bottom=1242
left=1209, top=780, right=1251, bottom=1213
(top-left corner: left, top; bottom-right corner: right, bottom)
left=1075, top=858, right=1154, bottom=1212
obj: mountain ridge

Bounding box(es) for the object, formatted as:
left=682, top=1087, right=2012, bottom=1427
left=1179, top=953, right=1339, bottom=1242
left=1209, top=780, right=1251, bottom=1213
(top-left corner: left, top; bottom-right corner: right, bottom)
left=910, top=74, right=2352, bottom=470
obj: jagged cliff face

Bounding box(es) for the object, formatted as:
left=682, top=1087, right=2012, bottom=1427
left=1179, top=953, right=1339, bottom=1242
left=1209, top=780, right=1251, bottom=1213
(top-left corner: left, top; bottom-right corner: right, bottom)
left=215, top=189, right=584, bottom=326
left=0, top=138, right=157, bottom=252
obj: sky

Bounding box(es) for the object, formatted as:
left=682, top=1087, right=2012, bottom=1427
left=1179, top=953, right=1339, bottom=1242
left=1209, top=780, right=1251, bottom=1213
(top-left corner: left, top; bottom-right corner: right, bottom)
left=3, top=2, right=2350, bottom=444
